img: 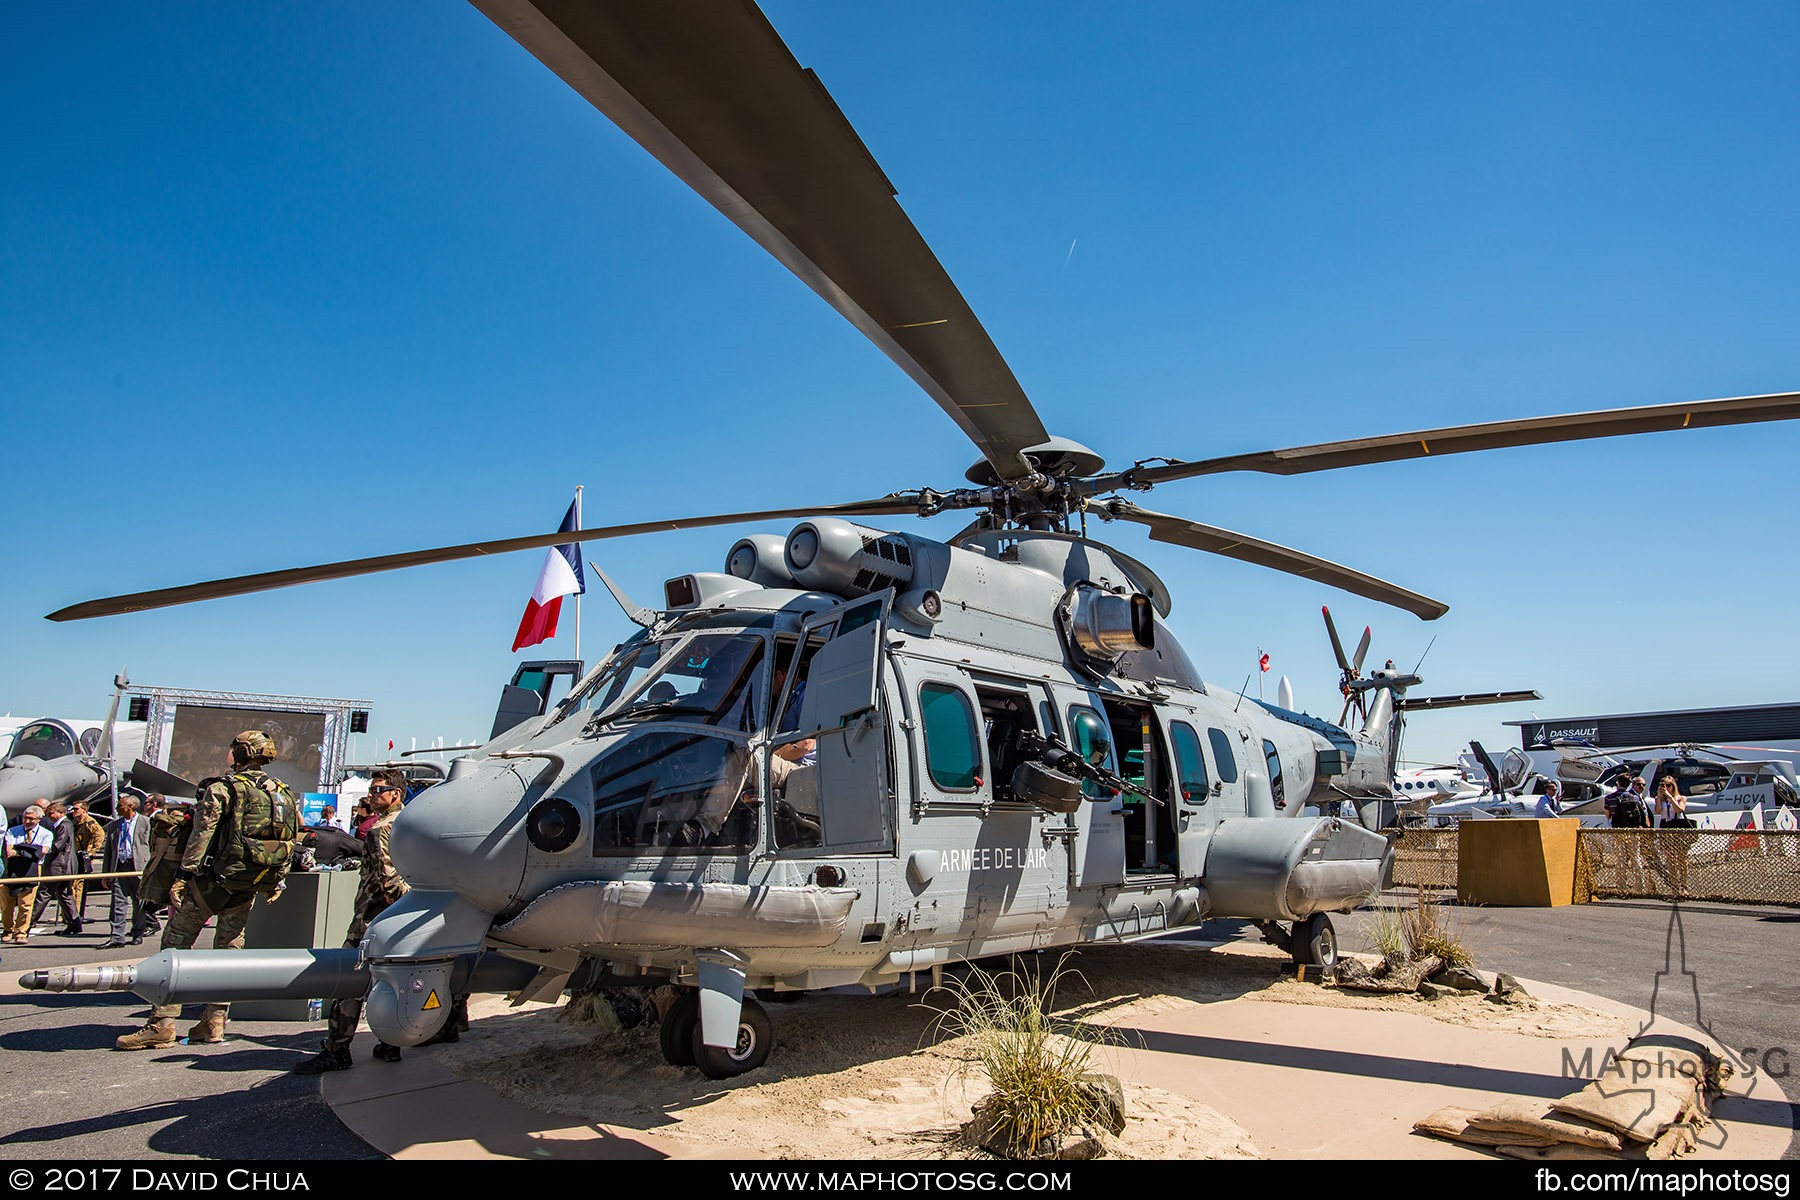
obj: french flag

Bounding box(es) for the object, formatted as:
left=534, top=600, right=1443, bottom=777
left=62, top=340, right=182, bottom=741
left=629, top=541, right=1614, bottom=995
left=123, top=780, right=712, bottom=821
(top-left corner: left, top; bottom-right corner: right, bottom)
left=511, top=494, right=586, bottom=652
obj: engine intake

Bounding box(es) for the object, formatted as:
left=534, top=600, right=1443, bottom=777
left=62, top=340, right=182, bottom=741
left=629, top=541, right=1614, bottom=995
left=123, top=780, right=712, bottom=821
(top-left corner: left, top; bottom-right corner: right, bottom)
left=783, top=519, right=917, bottom=598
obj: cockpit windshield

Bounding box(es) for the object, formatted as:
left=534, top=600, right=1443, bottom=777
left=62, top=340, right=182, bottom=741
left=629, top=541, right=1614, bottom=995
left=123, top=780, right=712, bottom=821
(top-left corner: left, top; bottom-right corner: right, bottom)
left=587, top=631, right=768, bottom=732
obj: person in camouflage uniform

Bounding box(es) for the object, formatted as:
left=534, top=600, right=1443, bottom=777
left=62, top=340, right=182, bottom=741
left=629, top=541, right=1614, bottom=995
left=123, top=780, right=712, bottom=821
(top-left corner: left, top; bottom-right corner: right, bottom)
left=68, top=800, right=107, bottom=924
left=291, top=768, right=412, bottom=1073
left=115, top=730, right=296, bottom=1051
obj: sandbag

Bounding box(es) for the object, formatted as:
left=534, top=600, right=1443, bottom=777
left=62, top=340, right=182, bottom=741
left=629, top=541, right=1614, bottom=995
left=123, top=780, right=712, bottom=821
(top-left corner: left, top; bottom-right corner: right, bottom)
left=1498, top=1143, right=1628, bottom=1161
left=1413, top=1106, right=1556, bottom=1148
left=1467, top=1096, right=1625, bottom=1151
left=1550, top=1077, right=1692, bottom=1143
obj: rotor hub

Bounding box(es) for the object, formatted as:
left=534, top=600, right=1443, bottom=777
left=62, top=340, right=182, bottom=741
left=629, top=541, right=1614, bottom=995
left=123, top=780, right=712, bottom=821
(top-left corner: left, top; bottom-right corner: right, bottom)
left=964, top=436, right=1105, bottom=487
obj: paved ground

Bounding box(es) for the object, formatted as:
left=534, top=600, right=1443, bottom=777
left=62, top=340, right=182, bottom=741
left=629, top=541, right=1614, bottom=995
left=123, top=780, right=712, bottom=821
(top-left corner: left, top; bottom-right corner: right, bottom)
left=2, top=893, right=1793, bottom=1161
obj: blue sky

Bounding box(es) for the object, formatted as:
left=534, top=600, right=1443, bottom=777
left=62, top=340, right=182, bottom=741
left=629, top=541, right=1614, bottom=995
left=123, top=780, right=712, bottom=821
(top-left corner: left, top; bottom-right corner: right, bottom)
left=4, top=2, right=1797, bottom=770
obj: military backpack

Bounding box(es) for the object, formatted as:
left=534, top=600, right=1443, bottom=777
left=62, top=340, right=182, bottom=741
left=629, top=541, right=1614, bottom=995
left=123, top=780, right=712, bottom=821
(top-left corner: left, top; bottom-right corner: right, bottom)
left=139, top=806, right=196, bottom=906
left=203, top=770, right=300, bottom=895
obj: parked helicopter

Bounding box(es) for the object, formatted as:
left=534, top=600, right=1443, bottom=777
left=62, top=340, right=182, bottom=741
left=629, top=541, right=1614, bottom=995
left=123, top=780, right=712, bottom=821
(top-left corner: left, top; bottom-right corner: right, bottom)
left=24, top=3, right=1800, bottom=1079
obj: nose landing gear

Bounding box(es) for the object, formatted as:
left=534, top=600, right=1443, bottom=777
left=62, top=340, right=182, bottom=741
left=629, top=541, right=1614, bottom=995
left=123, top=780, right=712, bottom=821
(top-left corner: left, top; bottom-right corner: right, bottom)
left=657, top=989, right=774, bottom=1078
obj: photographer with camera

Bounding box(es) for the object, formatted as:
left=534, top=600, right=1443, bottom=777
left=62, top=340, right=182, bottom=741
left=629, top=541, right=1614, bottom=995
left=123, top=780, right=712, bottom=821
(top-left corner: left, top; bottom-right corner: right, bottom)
left=3, top=804, right=54, bottom=943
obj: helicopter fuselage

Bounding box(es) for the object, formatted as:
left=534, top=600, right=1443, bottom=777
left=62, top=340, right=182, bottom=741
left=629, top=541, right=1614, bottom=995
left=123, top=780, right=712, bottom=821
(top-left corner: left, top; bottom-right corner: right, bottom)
left=365, top=521, right=1396, bottom=1058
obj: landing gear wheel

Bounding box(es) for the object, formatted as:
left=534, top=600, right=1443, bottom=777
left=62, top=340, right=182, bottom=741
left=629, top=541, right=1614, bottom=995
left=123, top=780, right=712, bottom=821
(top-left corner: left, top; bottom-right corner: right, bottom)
left=691, top=994, right=773, bottom=1080
left=658, top=991, right=700, bottom=1067
left=1292, top=913, right=1338, bottom=968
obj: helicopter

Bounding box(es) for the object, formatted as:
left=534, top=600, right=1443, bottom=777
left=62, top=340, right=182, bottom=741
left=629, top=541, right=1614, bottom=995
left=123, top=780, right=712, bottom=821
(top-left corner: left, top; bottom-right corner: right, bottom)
left=22, top=3, right=1800, bottom=1080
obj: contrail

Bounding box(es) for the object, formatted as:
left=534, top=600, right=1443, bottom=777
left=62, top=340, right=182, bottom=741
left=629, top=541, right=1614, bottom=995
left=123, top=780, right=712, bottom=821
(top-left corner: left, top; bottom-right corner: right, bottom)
left=1064, top=238, right=1077, bottom=268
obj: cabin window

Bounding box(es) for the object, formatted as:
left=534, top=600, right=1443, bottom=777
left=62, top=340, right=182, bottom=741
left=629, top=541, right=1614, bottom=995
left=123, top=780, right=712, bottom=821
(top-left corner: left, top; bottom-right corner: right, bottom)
left=589, top=731, right=756, bottom=852
left=975, top=685, right=1038, bottom=803
left=919, top=683, right=981, bottom=791
left=1207, top=727, right=1239, bottom=783
left=1170, top=722, right=1210, bottom=803
left=1262, top=740, right=1286, bottom=808
left=1067, top=706, right=1114, bottom=800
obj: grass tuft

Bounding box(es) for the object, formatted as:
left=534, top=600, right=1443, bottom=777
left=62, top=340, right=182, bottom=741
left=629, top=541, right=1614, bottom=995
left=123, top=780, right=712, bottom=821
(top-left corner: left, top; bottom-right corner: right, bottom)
left=924, top=954, right=1113, bottom=1154
left=1400, top=881, right=1473, bottom=969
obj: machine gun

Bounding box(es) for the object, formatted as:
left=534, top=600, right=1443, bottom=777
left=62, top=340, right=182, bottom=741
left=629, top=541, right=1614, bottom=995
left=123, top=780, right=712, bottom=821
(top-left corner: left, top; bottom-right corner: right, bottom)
left=1013, top=730, right=1158, bottom=812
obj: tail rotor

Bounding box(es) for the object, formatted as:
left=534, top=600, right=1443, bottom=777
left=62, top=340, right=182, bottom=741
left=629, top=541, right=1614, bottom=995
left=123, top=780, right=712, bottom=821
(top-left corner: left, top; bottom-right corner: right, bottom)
left=1323, top=606, right=1374, bottom=727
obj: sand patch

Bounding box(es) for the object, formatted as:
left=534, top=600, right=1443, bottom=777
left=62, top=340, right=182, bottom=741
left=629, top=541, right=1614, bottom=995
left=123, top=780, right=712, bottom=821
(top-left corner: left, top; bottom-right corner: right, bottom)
left=432, top=940, right=1625, bottom=1159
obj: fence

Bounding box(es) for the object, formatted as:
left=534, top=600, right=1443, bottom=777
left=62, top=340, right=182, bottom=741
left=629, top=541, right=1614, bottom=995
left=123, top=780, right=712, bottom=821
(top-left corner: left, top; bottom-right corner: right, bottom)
left=1390, top=827, right=1800, bottom=906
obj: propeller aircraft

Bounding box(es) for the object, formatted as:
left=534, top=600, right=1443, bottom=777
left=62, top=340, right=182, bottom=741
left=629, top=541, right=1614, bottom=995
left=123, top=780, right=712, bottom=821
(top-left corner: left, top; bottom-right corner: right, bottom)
left=21, top=3, right=1800, bottom=1079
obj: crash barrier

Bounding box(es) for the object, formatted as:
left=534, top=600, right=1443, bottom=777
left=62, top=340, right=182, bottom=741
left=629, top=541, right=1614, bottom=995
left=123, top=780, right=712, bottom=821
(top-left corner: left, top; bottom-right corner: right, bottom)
left=1390, top=827, right=1800, bottom=906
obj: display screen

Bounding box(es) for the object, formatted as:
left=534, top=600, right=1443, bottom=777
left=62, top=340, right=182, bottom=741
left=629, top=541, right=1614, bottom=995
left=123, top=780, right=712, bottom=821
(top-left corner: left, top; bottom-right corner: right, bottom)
left=166, top=705, right=327, bottom=794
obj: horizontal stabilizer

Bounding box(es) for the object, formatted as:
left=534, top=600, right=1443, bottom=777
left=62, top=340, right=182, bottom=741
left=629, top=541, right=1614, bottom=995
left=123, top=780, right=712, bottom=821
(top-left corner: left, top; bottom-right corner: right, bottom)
left=1397, top=690, right=1541, bottom=712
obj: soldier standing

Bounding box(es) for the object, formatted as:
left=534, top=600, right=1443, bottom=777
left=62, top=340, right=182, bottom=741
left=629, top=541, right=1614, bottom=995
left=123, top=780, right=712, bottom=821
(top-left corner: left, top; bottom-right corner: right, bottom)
left=68, top=800, right=106, bottom=924
left=291, top=768, right=412, bottom=1073
left=114, top=730, right=299, bottom=1051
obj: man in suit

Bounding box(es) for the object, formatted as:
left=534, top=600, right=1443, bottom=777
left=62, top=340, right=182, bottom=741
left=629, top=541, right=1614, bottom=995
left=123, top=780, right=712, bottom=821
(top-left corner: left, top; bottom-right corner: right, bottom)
left=103, top=795, right=150, bottom=947
left=31, top=800, right=82, bottom=935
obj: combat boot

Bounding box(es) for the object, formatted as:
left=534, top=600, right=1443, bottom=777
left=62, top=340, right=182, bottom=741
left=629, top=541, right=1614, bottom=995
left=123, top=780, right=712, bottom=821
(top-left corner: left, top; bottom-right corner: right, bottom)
left=187, top=1008, right=227, bottom=1045
left=115, top=1018, right=178, bottom=1051
left=290, top=1043, right=354, bottom=1074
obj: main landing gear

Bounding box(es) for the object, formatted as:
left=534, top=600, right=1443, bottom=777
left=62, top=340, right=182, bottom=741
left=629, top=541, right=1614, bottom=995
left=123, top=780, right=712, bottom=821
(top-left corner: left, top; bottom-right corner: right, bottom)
left=657, top=990, right=774, bottom=1079
left=1258, top=913, right=1339, bottom=970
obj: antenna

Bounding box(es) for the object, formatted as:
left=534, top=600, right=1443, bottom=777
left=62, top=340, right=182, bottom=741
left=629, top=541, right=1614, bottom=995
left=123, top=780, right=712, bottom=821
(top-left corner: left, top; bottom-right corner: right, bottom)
left=1234, top=674, right=1251, bottom=712
left=1412, top=634, right=1437, bottom=675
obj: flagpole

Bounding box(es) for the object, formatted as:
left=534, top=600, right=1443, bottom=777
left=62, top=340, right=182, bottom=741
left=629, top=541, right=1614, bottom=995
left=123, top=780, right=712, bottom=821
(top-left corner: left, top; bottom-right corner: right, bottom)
left=573, top=485, right=583, bottom=667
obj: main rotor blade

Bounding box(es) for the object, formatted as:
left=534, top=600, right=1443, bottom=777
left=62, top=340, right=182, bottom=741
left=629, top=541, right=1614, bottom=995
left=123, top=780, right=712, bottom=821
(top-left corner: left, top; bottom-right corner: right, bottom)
left=47, top=496, right=920, bottom=622
left=1119, top=391, right=1800, bottom=486
left=1397, top=690, right=1543, bottom=712
left=473, top=0, right=1050, bottom=481
left=1351, top=625, right=1372, bottom=675
left=1100, top=500, right=1449, bottom=621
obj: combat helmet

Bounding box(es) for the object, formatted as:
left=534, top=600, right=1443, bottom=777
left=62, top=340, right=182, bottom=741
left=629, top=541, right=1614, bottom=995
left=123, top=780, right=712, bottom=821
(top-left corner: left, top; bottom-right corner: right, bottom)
left=231, top=729, right=279, bottom=764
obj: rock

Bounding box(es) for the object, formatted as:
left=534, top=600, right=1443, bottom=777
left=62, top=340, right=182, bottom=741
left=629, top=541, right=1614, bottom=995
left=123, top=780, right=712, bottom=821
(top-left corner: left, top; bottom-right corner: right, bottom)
left=1490, top=973, right=1532, bottom=1003
left=968, top=1096, right=1109, bottom=1160
left=1432, top=964, right=1491, bottom=993
left=1078, top=1073, right=1128, bottom=1136
left=1338, top=954, right=1443, bottom=994
left=1418, top=981, right=1456, bottom=1001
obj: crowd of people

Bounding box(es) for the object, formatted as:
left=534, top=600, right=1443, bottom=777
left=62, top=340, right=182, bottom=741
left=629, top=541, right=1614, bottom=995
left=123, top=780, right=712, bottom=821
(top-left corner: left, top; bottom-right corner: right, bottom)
left=4, top=739, right=467, bottom=1066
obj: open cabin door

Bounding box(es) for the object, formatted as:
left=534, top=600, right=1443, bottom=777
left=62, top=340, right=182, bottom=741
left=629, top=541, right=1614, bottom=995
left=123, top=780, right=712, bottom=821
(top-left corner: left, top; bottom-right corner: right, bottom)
left=788, top=595, right=893, bottom=852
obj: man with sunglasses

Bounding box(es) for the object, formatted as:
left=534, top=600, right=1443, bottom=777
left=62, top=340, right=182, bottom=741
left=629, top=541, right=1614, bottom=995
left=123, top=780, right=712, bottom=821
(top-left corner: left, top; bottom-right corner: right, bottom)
left=292, top=769, right=413, bottom=1073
